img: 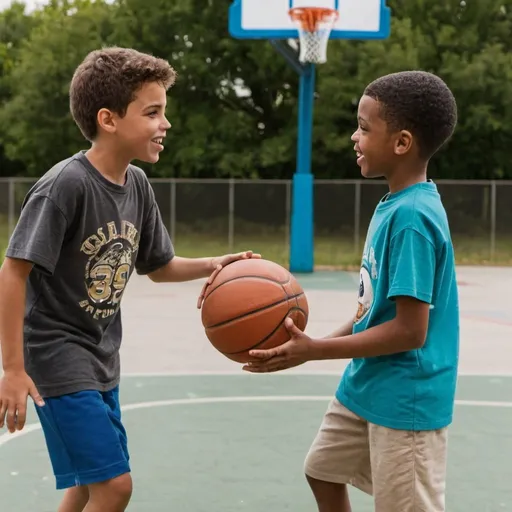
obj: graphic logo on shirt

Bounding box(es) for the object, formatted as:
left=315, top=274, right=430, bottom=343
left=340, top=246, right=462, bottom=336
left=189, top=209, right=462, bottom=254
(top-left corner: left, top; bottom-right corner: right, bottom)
left=354, top=244, right=378, bottom=324
left=79, top=221, right=139, bottom=320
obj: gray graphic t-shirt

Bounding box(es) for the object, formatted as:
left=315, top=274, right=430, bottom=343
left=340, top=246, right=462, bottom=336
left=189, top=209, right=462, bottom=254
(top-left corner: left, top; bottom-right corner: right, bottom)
left=6, top=152, right=174, bottom=398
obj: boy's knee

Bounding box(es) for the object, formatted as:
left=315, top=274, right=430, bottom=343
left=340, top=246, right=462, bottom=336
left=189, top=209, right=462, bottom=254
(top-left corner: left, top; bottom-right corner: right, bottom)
left=89, top=473, right=132, bottom=509
left=105, top=474, right=133, bottom=503
left=306, top=474, right=350, bottom=512
left=306, top=473, right=345, bottom=498
left=108, top=474, right=132, bottom=498
left=305, top=473, right=346, bottom=494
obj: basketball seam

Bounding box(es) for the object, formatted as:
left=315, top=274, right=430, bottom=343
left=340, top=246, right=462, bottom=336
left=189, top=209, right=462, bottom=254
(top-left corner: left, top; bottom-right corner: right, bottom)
left=225, top=306, right=308, bottom=355
left=204, top=274, right=290, bottom=299
left=204, top=292, right=304, bottom=329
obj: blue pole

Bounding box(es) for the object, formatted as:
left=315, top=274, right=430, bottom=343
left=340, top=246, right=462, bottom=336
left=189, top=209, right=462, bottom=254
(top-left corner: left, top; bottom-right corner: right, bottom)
left=289, top=63, right=315, bottom=273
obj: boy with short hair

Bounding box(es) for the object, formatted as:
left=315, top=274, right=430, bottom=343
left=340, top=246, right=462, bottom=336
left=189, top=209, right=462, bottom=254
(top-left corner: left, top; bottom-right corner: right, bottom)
left=0, top=46, right=258, bottom=512
left=243, top=71, right=459, bottom=512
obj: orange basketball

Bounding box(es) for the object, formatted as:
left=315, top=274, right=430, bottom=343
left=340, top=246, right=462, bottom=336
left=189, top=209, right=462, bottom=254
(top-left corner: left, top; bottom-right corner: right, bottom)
left=200, top=258, right=309, bottom=363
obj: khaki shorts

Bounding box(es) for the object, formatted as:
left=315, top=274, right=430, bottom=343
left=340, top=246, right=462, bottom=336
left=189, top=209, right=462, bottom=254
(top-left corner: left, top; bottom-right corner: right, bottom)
left=304, top=398, right=448, bottom=512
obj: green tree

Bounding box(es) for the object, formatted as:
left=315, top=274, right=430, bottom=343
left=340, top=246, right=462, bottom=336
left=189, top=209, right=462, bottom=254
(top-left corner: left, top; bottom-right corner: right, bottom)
left=0, top=0, right=511, bottom=180
left=0, top=0, right=118, bottom=175
left=0, top=1, right=39, bottom=176
left=313, top=0, right=512, bottom=179
left=113, top=0, right=300, bottom=178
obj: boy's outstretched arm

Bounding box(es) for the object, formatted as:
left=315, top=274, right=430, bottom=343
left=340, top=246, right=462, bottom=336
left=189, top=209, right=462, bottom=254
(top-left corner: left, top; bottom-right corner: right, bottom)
left=243, top=296, right=429, bottom=373
left=323, top=318, right=355, bottom=339
left=147, top=251, right=260, bottom=285
left=0, top=258, right=45, bottom=433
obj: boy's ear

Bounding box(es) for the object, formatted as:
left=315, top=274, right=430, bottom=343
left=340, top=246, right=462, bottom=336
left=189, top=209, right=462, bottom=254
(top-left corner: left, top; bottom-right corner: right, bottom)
left=394, top=129, right=413, bottom=155
left=97, top=108, right=117, bottom=134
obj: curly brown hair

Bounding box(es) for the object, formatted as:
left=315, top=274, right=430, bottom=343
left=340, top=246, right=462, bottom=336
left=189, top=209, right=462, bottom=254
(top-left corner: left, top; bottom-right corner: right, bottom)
left=70, top=46, right=177, bottom=141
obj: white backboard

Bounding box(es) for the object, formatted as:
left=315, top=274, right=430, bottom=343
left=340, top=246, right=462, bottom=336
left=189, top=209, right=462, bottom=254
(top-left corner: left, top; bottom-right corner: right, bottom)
left=229, top=0, right=390, bottom=40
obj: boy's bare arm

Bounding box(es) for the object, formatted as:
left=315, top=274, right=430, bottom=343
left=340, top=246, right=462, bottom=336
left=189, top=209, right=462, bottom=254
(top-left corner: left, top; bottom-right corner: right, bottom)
left=147, top=250, right=262, bottom=304
left=0, top=257, right=44, bottom=433
left=0, top=258, right=33, bottom=371
left=323, top=318, right=355, bottom=340
left=314, top=296, right=429, bottom=359
left=244, top=297, right=430, bottom=373
left=147, top=256, right=217, bottom=283
left=148, top=251, right=261, bottom=284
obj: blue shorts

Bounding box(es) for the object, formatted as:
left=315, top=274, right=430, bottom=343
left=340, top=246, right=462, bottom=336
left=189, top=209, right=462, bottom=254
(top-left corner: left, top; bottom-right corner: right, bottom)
left=35, top=386, right=130, bottom=490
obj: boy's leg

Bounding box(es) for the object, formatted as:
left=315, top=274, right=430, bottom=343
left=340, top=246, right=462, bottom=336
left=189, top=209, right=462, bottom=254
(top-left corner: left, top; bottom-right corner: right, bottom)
left=304, top=398, right=373, bottom=512
left=369, top=423, right=448, bottom=512
left=305, top=475, right=352, bottom=512
left=83, top=474, right=133, bottom=512
left=58, top=486, right=89, bottom=512
left=35, top=386, right=132, bottom=511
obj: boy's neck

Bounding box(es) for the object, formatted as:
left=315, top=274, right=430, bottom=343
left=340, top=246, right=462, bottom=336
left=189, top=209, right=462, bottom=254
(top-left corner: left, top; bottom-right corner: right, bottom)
left=386, top=164, right=428, bottom=194
left=85, top=143, right=130, bottom=186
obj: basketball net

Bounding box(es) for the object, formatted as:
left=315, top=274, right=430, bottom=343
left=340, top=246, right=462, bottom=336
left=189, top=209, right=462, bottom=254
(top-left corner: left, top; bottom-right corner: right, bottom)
left=289, top=7, right=338, bottom=64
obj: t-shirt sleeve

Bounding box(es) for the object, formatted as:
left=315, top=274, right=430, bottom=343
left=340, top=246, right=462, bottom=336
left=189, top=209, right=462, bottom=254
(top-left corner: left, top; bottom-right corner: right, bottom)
left=135, top=202, right=175, bottom=275
left=387, top=228, right=436, bottom=304
left=5, top=194, right=68, bottom=276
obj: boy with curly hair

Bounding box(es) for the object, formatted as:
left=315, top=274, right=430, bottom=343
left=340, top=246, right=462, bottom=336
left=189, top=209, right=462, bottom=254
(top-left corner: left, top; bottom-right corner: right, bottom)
left=0, top=47, right=258, bottom=512
left=244, top=71, right=459, bottom=512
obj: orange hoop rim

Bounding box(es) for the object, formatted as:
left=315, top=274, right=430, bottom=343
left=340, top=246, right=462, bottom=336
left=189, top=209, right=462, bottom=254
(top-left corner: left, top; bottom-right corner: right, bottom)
left=289, top=7, right=339, bottom=32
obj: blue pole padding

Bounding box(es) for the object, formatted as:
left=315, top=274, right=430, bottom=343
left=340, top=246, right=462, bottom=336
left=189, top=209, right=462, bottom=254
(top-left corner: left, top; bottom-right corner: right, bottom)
left=290, top=173, right=314, bottom=273
left=289, top=63, right=315, bottom=273
left=296, top=64, right=315, bottom=174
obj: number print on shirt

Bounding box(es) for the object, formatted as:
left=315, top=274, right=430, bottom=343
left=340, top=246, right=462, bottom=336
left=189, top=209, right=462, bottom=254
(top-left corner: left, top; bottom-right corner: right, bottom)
left=79, top=221, right=139, bottom=320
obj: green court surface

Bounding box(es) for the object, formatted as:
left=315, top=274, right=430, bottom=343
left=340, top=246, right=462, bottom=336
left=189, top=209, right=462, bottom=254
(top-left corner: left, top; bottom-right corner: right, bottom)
left=1, top=266, right=511, bottom=511
left=1, top=374, right=512, bottom=511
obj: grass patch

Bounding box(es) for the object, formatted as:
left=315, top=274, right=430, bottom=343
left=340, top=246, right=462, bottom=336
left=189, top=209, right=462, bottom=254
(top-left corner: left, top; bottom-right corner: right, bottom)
left=0, top=223, right=510, bottom=269
left=170, top=231, right=511, bottom=269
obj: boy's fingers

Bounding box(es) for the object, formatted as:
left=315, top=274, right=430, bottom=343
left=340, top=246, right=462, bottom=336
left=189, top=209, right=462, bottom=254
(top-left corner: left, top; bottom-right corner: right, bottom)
left=209, top=265, right=222, bottom=283
left=197, top=283, right=208, bottom=309
left=243, top=356, right=289, bottom=373
left=29, top=385, right=45, bottom=407
left=197, top=266, right=223, bottom=309
left=6, top=404, right=17, bottom=433
left=0, top=400, right=6, bottom=429
left=248, top=348, right=279, bottom=360
left=15, top=402, right=26, bottom=430
left=284, top=317, right=302, bottom=336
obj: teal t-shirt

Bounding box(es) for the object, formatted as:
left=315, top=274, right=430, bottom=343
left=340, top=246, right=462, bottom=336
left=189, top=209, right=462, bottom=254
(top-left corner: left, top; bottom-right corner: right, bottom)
left=336, top=181, right=460, bottom=431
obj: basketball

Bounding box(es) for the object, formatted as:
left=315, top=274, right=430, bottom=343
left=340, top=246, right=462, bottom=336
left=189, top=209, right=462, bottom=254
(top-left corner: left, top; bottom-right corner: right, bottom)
left=200, top=258, right=309, bottom=363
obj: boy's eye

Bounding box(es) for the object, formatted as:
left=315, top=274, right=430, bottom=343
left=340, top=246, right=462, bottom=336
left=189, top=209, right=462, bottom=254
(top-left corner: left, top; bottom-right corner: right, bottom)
left=148, top=111, right=158, bottom=117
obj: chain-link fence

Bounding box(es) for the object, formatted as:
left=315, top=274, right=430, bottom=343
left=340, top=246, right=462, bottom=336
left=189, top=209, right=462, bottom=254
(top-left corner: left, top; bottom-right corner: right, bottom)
left=0, top=178, right=510, bottom=267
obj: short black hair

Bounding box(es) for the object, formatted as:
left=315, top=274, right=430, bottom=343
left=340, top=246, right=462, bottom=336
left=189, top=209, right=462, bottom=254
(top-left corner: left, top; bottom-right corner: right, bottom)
left=364, top=71, right=457, bottom=160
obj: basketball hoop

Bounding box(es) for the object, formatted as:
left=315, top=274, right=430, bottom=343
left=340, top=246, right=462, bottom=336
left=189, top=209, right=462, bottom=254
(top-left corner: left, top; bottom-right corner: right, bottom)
left=289, top=7, right=338, bottom=64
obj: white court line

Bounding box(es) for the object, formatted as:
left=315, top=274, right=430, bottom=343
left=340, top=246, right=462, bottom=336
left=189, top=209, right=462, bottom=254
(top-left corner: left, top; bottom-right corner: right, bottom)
left=1, top=395, right=512, bottom=449
left=122, top=371, right=344, bottom=377
left=121, top=371, right=512, bottom=377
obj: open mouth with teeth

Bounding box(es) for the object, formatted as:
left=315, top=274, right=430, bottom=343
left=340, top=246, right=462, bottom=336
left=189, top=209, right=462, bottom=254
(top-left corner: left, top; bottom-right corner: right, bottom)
left=151, top=138, right=164, bottom=150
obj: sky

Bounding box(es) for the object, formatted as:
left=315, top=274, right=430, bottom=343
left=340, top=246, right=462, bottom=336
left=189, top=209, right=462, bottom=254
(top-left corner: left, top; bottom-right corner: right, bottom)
left=0, top=0, right=48, bottom=12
